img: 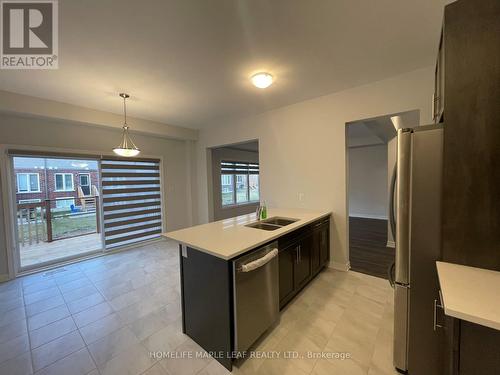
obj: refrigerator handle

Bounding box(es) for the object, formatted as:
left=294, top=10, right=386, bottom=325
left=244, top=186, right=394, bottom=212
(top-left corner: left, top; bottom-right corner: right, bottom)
left=395, top=129, right=412, bottom=285
left=388, top=262, right=396, bottom=289
left=389, top=163, right=397, bottom=241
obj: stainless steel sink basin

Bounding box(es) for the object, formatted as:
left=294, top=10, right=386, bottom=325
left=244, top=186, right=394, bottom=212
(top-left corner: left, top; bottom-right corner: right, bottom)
left=261, top=217, right=299, bottom=226
left=245, top=217, right=299, bottom=231
left=245, top=222, right=281, bottom=231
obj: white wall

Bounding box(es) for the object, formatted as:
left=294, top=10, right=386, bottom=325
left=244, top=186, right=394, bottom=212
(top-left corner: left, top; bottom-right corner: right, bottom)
left=193, top=67, right=434, bottom=270
left=0, top=113, right=193, bottom=278
left=348, top=144, right=388, bottom=219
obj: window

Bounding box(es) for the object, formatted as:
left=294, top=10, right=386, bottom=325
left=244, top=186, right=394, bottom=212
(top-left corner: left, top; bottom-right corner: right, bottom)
left=55, top=173, right=74, bottom=191
left=18, top=199, right=42, bottom=204
left=55, top=197, right=75, bottom=209
left=221, top=175, right=234, bottom=205
left=17, top=173, right=40, bottom=193
left=249, top=174, right=260, bottom=201
left=236, top=174, right=248, bottom=203
left=220, top=161, right=259, bottom=206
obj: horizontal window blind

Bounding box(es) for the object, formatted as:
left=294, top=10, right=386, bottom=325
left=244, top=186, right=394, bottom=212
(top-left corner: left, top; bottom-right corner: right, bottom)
left=101, top=158, right=162, bottom=249
left=220, top=161, right=259, bottom=174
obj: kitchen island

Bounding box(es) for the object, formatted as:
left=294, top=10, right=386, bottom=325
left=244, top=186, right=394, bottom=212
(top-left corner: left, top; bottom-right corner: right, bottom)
left=164, top=208, right=331, bottom=370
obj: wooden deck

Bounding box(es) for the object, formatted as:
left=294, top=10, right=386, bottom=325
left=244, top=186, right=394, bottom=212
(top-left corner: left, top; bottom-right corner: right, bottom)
left=20, top=233, right=103, bottom=267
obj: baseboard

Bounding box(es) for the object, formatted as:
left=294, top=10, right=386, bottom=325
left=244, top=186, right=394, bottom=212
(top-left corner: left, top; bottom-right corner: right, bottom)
left=386, top=240, right=395, bottom=248
left=349, top=214, right=388, bottom=220
left=329, top=261, right=350, bottom=272
left=0, top=274, right=10, bottom=283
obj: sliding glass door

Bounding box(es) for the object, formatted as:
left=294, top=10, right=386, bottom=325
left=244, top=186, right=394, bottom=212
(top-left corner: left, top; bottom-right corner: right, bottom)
left=9, top=152, right=164, bottom=273
left=12, top=155, right=103, bottom=270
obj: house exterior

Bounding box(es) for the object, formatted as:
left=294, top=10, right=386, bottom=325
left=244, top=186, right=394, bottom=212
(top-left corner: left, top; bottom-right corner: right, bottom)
left=14, top=160, right=99, bottom=209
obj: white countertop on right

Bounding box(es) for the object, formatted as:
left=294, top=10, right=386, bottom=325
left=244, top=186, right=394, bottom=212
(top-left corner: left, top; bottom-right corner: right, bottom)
left=436, top=261, right=500, bottom=331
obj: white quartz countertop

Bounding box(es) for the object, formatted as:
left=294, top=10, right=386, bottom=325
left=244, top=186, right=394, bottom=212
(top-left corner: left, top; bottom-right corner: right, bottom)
left=436, top=261, right=500, bottom=331
left=163, top=208, right=331, bottom=260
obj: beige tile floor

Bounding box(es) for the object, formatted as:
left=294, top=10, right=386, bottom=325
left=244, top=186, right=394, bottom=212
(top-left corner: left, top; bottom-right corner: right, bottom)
left=0, top=240, right=398, bottom=375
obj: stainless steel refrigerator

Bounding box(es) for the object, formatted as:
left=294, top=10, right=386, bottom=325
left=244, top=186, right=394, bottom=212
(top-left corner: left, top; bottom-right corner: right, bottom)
left=388, top=124, right=444, bottom=374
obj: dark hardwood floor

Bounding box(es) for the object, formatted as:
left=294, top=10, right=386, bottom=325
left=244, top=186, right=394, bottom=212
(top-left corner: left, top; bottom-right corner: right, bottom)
left=349, top=217, right=395, bottom=280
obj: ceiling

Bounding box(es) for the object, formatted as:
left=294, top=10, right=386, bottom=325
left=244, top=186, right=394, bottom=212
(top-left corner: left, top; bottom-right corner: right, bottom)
left=216, top=140, right=259, bottom=153
left=0, top=0, right=450, bottom=129
left=347, top=110, right=419, bottom=147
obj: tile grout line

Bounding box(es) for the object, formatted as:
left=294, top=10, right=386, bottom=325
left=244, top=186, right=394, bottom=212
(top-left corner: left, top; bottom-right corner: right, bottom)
left=78, top=261, right=111, bottom=374
left=20, top=277, right=36, bottom=375
left=30, top=260, right=110, bottom=374
left=30, top=267, right=84, bottom=374
left=72, top=262, right=104, bottom=375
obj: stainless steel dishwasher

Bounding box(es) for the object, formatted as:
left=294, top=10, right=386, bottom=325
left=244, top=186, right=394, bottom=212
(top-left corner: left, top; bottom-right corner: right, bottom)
left=233, top=241, right=279, bottom=352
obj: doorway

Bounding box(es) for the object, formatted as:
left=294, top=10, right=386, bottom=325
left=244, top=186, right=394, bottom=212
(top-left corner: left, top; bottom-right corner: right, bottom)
left=79, top=173, right=91, bottom=196
left=346, top=110, right=419, bottom=279
left=12, top=156, right=103, bottom=270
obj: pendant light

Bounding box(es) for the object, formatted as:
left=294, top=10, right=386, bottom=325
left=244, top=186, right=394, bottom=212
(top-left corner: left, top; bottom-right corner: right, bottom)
left=113, top=93, right=140, bottom=157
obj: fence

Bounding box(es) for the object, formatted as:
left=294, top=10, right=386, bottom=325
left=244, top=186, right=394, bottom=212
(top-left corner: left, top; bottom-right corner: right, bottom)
left=17, top=198, right=100, bottom=247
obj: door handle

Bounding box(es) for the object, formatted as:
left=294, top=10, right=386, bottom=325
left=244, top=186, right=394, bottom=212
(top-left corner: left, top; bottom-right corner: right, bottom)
left=433, top=299, right=444, bottom=331
left=238, top=249, right=278, bottom=273
left=296, top=246, right=299, bottom=264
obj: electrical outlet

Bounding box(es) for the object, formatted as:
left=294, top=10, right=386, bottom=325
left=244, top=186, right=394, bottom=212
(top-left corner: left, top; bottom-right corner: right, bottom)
left=298, top=192, right=305, bottom=201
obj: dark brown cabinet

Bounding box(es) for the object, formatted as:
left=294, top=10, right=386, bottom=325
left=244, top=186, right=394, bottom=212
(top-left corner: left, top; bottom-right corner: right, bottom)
left=278, top=217, right=330, bottom=309
left=278, top=242, right=296, bottom=306
left=429, top=1, right=500, bottom=372
left=435, top=1, right=500, bottom=371
left=441, top=0, right=500, bottom=271
left=294, top=234, right=312, bottom=290
left=311, top=219, right=330, bottom=275
left=440, top=315, right=500, bottom=375
left=433, top=29, right=445, bottom=124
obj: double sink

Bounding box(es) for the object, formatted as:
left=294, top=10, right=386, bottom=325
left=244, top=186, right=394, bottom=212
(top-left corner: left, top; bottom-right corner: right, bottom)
left=245, top=216, right=299, bottom=231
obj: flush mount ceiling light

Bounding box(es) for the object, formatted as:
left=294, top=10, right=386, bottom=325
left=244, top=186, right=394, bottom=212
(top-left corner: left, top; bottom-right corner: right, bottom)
left=113, top=93, right=140, bottom=157
left=251, top=72, right=273, bottom=89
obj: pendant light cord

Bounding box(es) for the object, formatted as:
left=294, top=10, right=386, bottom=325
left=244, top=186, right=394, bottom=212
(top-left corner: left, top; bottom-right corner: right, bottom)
left=123, top=96, right=128, bottom=127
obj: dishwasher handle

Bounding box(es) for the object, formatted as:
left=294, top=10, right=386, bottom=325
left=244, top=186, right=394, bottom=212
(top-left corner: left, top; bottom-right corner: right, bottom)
left=238, top=249, right=278, bottom=273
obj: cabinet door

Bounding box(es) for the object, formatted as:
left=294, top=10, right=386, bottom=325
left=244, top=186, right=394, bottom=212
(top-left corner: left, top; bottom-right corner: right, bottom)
left=279, top=244, right=296, bottom=308
left=294, top=235, right=312, bottom=290
left=433, top=29, right=445, bottom=124
left=459, top=321, right=500, bottom=375
left=311, top=229, right=321, bottom=275
left=319, top=223, right=330, bottom=266
left=441, top=316, right=459, bottom=375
